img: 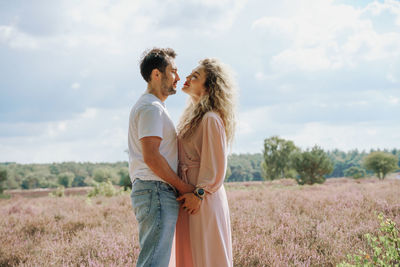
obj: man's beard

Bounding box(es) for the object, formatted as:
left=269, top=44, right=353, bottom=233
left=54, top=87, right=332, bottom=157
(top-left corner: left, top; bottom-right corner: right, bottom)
left=161, top=76, right=176, bottom=96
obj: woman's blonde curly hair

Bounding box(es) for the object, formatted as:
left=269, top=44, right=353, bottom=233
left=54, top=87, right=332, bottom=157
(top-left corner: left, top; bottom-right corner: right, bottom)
left=177, top=58, right=237, bottom=146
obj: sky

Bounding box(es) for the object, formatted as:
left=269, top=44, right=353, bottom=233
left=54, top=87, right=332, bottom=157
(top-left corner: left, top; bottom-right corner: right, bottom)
left=1, top=0, right=400, bottom=163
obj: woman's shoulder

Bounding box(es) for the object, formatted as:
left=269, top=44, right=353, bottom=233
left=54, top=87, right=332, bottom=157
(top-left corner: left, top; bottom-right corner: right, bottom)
left=203, top=111, right=222, bottom=120
left=202, top=111, right=224, bottom=127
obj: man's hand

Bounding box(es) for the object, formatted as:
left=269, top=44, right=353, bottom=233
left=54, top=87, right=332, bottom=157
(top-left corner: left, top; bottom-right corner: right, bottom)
left=177, top=183, right=195, bottom=195
left=177, top=193, right=201, bottom=215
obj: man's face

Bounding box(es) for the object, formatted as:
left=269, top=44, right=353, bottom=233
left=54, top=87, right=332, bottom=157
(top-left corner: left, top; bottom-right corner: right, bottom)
left=160, top=59, right=180, bottom=96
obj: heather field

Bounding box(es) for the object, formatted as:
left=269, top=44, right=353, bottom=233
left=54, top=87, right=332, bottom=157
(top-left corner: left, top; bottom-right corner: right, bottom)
left=1, top=178, right=399, bottom=267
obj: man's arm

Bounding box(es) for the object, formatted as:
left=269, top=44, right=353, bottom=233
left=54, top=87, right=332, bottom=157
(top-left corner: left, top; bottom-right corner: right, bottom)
left=141, top=136, right=194, bottom=194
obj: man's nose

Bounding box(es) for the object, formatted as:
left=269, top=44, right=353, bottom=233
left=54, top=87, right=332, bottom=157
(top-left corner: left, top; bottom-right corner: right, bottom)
left=176, top=73, right=180, bottom=81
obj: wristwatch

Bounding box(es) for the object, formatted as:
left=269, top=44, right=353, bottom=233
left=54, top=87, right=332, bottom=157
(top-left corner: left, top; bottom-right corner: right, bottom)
left=194, top=187, right=205, bottom=200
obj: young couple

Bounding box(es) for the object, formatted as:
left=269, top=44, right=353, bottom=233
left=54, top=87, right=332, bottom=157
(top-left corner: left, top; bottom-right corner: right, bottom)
left=128, top=47, right=236, bottom=267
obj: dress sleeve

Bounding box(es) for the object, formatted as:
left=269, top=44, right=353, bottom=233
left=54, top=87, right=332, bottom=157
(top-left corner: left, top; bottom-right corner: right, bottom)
left=196, top=114, right=227, bottom=194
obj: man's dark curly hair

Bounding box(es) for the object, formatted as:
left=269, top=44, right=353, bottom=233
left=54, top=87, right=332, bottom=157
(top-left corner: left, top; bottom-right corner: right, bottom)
left=139, top=48, right=177, bottom=82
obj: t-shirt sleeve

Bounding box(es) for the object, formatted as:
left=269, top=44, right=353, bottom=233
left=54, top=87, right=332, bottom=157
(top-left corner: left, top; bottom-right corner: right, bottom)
left=137, top=105, right=164, bottom=140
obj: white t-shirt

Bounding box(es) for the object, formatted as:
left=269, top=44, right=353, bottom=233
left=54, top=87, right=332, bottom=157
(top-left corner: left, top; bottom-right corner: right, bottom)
left=128, top=93, right=178, bottom=183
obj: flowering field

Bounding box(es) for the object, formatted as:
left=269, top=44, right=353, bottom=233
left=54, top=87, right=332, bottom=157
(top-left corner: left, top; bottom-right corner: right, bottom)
left=1, top=178, right=399, bottom=266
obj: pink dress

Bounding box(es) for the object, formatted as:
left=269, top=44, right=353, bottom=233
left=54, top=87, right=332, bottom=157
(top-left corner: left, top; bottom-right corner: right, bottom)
left=175, top=111, right=233, bottom=267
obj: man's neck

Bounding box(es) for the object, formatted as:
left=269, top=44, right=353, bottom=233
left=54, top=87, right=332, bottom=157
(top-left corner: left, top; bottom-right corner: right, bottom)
left=146, top=85, right=167, bottom=102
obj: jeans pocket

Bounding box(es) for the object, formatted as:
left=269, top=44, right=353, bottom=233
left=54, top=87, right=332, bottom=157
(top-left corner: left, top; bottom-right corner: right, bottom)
left=132, top=189, right=152, bottom=223
left=159, top=184, right=176, bottom=195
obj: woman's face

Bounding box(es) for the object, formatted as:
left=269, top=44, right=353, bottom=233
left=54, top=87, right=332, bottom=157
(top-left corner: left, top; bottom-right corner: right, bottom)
left=182, top=66, right=207, bottom=100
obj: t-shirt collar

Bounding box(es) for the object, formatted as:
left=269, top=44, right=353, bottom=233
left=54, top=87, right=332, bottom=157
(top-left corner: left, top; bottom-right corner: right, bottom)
left=144, top=93, right=166, bottom=107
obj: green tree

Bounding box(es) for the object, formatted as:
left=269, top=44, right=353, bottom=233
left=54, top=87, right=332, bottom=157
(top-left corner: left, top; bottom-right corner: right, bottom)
left=344, top=166, right=366, bottom=179
left=93, top=168, right=116, bottom=183
left=262, top=136, right=299, bottom=180
left=226, top=154, right=257, bottom=182
left=291, top=145, right=333, bottom=185
left=326, top=149, right=369, bottom=178
left=57, top=172, right=74, bottom=188
left=21, top=175, right=40, bottom=189
left=225, top=166, right=232, bottom=181
left=49, top=164, right=60, bottom=175
left=118, top=168, right=131, bottom=191
left=71, top=175, right=87, bottom=187
left=0, top=169, right=7, bottom=194
left=364, top=152, right=398, bottom=180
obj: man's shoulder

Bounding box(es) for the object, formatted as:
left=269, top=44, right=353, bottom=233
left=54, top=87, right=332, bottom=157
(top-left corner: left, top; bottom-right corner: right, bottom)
left=132, top=97, right=165, bottom=116
left=137, top=103, right=164, bottom=113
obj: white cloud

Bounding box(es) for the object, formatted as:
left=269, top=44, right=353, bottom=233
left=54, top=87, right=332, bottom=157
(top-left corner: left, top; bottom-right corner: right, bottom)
left=389, top=96, right=399, bottom=104
left=71, top=83, right=81, bottom=90
left=81, top=108, right=98, bottom=119
left=0, top=25, right=39, bottom=49
left=387, top=73, right=397, bottom=83
left=252, top=0, right=400, bottom=72
left=252, top=17, right=295, bottom=37
left=272, top=47, right=333, bottom=72
left=254, top=71, right=267, bottom=81
left=364, top=0, right=400, bottom=19
left=0, top=0, right=247, bottom=56
left=1, top=0, right=400, bottom=163
left=284, top=122, right=400, bottom=151
left=0, top=107, right=130, bottom=163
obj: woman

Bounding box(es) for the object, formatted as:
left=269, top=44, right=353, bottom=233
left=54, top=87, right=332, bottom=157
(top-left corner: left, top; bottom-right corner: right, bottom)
left=174, top=58, right=237, bottom=267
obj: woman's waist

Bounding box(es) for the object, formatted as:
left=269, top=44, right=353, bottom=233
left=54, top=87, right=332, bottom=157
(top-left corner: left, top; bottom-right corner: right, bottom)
left=178, top=160, right=200, bottom=169
left=178, top=161, right=199, bottom=183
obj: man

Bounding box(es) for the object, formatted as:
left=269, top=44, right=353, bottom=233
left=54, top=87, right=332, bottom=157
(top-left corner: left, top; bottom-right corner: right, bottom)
left=128, top=48, right=194, bottom=267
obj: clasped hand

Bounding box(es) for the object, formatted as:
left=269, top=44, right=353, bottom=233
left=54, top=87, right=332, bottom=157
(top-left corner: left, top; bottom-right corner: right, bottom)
left=177, top=193, right=202, bottom=215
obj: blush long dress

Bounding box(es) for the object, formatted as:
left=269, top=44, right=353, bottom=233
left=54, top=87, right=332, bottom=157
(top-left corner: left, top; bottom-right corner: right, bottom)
left=175, top=111, right=233, bottom=267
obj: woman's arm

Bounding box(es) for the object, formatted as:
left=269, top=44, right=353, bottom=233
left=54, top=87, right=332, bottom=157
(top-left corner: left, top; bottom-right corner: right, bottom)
left=196, top=113, right=227, bottom=194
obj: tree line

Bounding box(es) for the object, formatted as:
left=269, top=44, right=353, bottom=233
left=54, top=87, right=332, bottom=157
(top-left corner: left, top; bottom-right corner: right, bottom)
left=0, top=162, right=130, bottom=191
left=0, top=137, right=399, bottom=191
left=261, top=136, right=399, bottom=184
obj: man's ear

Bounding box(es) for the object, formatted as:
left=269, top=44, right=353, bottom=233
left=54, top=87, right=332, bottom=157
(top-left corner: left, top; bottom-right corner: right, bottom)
left=150, top=69, right=161, bottom=81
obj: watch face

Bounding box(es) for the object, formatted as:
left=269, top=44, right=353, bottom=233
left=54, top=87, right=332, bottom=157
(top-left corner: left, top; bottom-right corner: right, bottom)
left=198, top=188, right=205, bottom=196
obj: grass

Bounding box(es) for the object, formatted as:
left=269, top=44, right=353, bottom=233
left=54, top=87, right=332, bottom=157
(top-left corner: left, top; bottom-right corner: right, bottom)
left=0, top=178, right=399, bottom=266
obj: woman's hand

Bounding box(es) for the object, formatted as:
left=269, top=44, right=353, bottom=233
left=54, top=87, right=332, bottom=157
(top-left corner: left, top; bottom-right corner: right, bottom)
left=177, top=193, right=202, bottom=215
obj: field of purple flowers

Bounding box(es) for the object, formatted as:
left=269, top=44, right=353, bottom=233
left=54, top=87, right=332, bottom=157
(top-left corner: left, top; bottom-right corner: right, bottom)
left=1, top=178, right=399, bottom=266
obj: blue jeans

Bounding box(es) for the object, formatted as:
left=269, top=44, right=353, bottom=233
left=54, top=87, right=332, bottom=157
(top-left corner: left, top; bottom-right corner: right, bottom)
left=131, top=179, right=179, bottom=267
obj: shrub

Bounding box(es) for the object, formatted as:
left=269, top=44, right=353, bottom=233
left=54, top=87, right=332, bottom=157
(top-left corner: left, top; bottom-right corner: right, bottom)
left=344, top=166, right=366, bottom=179
left=291, top=145, right=333, bottom=185
left=118, top=168, right=131, bottom=191
left=49, top=186, right=65, bottom=197
left=364, top=152, right=398, bottom=180
left=93, top=168, right=117, bottom=183
left=339, top=213, right=400, bottom=267
left=0, top=168, right=7, bottom=194
left=72, top=175, right=87, bottom=187
left=57, top=172, right=74, bottom=188
left=21, top=175, right=40, bottom=189
left=87, top=181, right=121, bottom=197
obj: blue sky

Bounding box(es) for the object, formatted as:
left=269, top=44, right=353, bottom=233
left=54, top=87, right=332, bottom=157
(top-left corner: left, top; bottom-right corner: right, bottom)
left=1, top=0, right=400, bottom=163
